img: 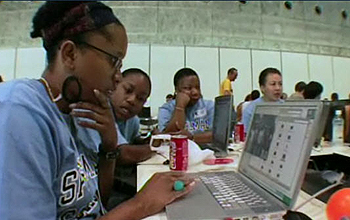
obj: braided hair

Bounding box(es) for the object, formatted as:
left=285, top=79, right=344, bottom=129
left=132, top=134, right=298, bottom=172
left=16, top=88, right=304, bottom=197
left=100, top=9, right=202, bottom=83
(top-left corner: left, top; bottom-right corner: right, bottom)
left=30, top=1, right=123, bottom=65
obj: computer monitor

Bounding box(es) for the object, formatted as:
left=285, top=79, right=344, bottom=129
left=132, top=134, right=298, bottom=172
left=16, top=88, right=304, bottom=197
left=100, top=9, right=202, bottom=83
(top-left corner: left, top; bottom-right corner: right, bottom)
left=212, top=95, right=233, bottom=153
left=138, top=106, right=151, bottom=118
left=314, top=101, right=331, bottom=146
left=199, top=95, right=234, bottom=157
left=331, top=99, right=350, bottom=110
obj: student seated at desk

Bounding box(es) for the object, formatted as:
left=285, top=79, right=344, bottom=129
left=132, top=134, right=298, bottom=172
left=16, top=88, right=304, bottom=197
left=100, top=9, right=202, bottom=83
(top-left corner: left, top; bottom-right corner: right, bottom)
left=243, top=67, right=283, bottom=133
left=0, top=2, right=195, bottom=219
left=111, top=68, right=152, bottom=146
left=158, top=68, right=214, bottom=144
left=108, top=68, right=155, bottom=208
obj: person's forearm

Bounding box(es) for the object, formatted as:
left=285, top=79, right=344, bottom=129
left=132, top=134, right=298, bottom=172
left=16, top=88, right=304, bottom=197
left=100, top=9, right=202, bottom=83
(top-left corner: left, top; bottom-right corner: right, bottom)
left=133, top=136, right=148, bottom=145
left=224, top=90, right=231, bottom=96
left=193, top=131, right=212, bottom=144
left=99, top=196, right=148, bottom=220
left=98, top=156, right=116, bottom=206
left=117, top=144, right=155, bottom=165
left=163, top=107, right=186, bottom=132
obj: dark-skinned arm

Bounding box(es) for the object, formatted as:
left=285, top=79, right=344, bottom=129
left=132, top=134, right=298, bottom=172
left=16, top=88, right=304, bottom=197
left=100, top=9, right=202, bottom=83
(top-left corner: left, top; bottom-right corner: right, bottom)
left=193, top=131, right=212, bottom=144
left=98, top=151, right=116, bottom=206
left=116, top=144, right=155, bottom=165
left=171, top=129, right=212, bottom=144
left=223, top=90, right=231, bottom=96
left=163, top=92, right=190, bottom=133
left=99, top=172, right=196, bottom=220
left=163, top=107, right=187, bottom=133
left=69, top=89, right=118, bottom=206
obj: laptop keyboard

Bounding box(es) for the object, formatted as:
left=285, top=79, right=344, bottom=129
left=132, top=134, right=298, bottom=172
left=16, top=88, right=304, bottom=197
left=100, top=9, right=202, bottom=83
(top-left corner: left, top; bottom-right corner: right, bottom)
left=200, top=172, right=269, bottom=210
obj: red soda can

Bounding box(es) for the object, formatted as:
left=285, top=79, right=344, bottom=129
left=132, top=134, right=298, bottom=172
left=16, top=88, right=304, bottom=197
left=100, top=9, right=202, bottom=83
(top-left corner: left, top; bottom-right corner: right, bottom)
left=234, top=123, right=245, bottom=143
left=169, top=135, right=188, bottom=171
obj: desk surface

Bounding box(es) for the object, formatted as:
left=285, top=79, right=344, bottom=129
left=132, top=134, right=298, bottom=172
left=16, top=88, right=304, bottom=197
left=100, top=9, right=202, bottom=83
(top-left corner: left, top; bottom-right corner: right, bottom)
left=311, top=143, right=350, bottom=157
left=137, top=152, right=327, bottom=220
left=145, top=142, right=350, bottom=164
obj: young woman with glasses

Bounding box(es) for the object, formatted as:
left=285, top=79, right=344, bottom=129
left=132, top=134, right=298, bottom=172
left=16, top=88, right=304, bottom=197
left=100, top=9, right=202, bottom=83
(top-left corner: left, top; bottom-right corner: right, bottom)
left=0, top=2, right=194, bottom=219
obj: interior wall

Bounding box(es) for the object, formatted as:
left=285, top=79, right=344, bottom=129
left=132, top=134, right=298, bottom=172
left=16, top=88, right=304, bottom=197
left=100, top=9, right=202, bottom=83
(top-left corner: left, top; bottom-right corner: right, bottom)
left=1, top=1, right=350, bottom=56
left=1, top=1, right=350, bottom=116
left=2, top=45, right=350, bottom=116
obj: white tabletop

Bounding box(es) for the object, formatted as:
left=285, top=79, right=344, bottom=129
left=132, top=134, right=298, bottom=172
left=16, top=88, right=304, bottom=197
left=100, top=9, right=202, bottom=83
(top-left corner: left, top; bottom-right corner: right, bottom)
left=146, top=141, right=350, bottom=163
left=311, top=142, right=350, bottom=157
left=137, top=152, right=327, bottom=220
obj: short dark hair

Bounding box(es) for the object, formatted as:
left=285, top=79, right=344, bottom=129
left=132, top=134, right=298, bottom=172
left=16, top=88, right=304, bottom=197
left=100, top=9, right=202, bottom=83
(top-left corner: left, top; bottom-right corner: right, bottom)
left=244, top=94, right=251, bottom=101
left=295, top=81, right=306, bottom=92
left=122, top=68, right=152, bottom=92
left=331, top=92, right=339, bottom=101
left=303, top=81, right=323, bottom=99
left=173, top=68, right=198, bottom=88
left=258, top=67, right=282, bottom=86
left=166, top=94, right=173, bottom=99
left=227, top=67, right=237, bottom=75
left=251, top=90, right=260, bottom=100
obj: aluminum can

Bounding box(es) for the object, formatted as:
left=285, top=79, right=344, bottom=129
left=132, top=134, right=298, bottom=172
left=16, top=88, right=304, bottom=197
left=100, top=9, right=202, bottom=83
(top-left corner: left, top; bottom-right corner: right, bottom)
left=169, top=135, right=188, bottom=171
left=234, top=123, right=245, bottom=143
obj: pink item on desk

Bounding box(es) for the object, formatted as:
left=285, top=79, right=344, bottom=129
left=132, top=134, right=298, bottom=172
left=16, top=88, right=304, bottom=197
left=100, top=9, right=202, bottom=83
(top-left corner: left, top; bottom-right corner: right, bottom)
left=203, top=158, right=234, bottom=165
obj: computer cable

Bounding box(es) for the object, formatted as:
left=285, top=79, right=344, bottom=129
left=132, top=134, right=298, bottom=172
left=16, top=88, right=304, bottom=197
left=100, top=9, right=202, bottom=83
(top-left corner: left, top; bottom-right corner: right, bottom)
left=293, top=172, right=344, bottom=211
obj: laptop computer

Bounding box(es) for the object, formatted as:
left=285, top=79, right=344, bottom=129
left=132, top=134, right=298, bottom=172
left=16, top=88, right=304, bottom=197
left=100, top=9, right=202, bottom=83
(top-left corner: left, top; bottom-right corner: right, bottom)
left=166, top=101, right=324, bottom=220
left=200, top=95, right=234, bottom=158
left=286, top=99, right=331, bottom=148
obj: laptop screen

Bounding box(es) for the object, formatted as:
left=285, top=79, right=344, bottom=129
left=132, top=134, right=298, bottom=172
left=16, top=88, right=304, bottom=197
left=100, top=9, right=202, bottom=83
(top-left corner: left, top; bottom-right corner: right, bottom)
left=239, top=102, right=322, bottom=207
left=285, top=100, right=331, bottom=147
left=211, top=95, right=233, bottom=153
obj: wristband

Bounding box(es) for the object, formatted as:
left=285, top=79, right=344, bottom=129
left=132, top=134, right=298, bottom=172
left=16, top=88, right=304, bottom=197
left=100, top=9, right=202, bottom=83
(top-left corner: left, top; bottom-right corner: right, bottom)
left=175, top=107, right=185, bottom=111
left=98, top=144, right=121, bottom=160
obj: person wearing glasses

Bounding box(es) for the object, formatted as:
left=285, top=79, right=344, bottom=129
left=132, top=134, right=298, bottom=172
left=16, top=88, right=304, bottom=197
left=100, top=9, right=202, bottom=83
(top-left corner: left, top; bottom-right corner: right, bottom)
left=158, top=68, right=214, bottom=144
left=0, top=2, right=194, bottom=220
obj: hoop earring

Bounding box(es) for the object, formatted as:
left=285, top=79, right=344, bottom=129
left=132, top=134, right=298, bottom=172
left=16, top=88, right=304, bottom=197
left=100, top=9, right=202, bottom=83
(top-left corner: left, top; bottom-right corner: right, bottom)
left=62, top=76, right=82, bottom=103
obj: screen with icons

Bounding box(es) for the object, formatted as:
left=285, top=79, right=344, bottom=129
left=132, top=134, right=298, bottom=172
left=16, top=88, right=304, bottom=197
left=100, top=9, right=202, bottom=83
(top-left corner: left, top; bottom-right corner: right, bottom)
left=240, top=103, right=321, bottom=206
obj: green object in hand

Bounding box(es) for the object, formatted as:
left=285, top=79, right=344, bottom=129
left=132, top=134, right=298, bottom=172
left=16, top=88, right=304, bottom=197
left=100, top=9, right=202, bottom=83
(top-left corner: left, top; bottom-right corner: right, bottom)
left=173, top=180, right=185, bottom=191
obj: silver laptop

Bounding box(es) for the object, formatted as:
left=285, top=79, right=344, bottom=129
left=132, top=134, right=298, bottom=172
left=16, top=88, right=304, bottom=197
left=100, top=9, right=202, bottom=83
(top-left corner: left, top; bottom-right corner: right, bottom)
left=285, top=99, right=331, bottom=148
left=200, top=95, right=233, bottom=157
left=166, top=101, right=324, bottom=220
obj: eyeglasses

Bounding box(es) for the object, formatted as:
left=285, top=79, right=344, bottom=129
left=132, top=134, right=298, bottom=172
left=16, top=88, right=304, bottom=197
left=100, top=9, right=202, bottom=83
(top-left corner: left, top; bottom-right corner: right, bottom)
left=78, top=41, right=122, bottom=71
